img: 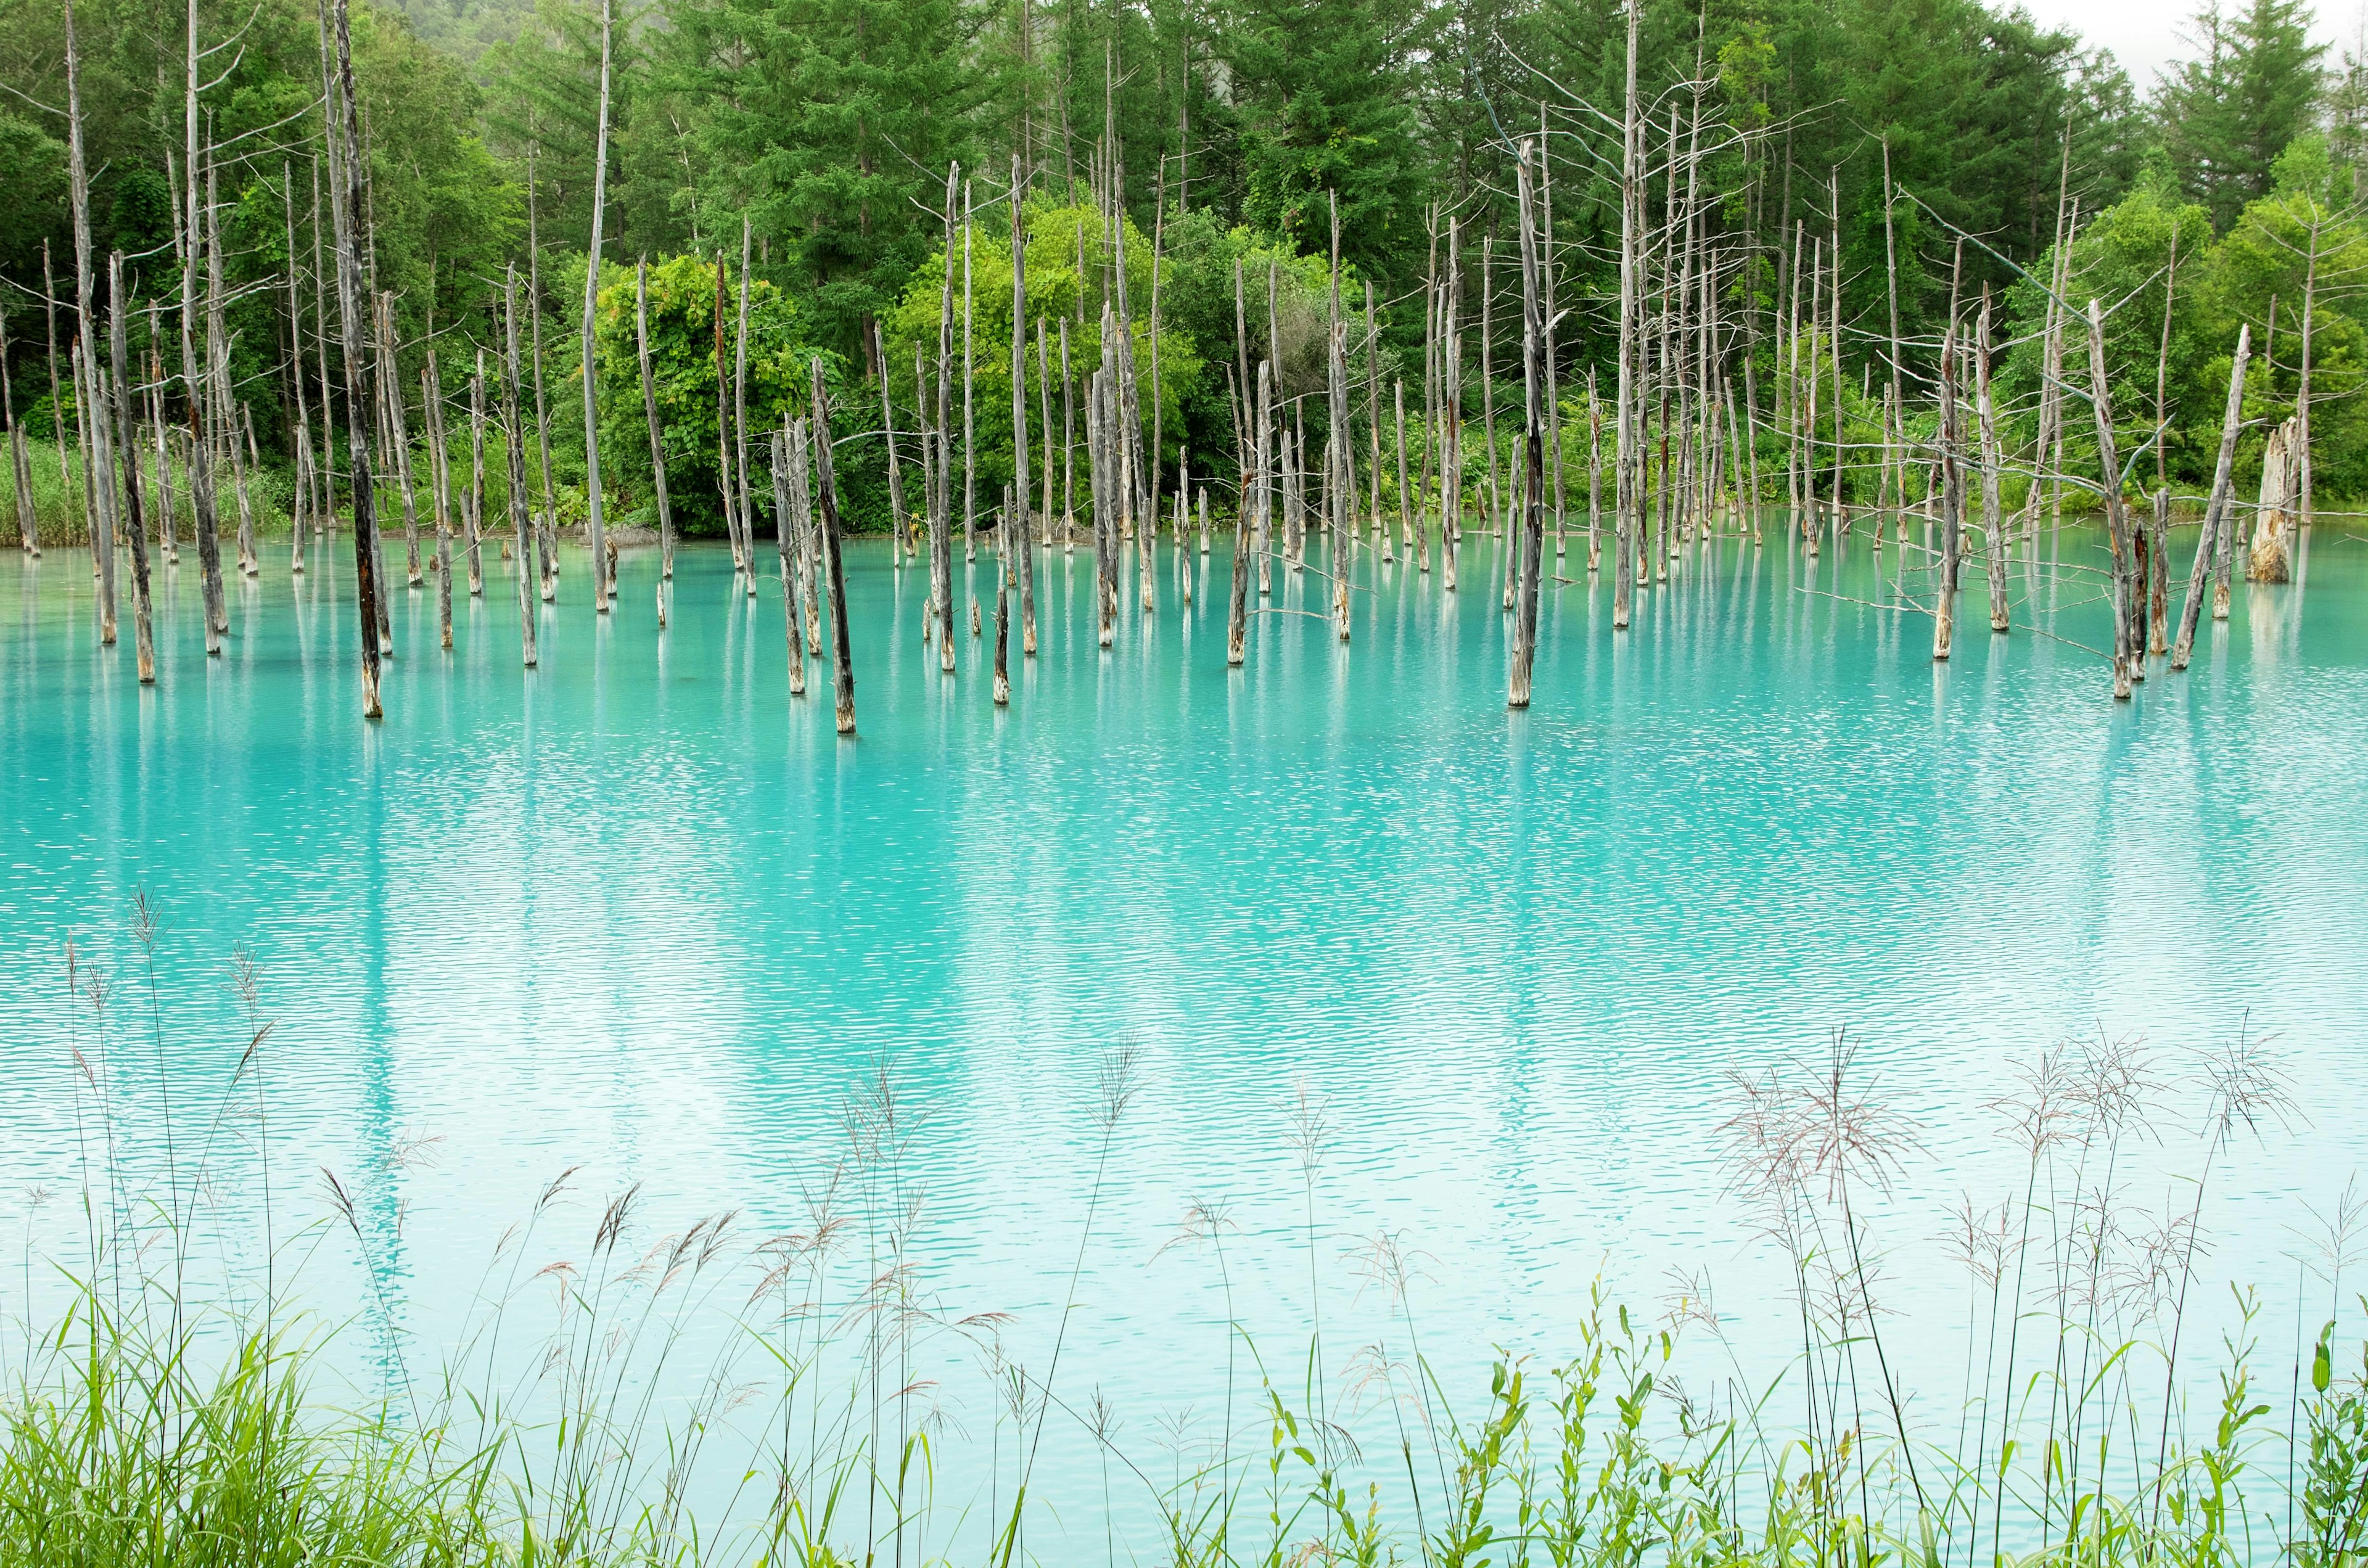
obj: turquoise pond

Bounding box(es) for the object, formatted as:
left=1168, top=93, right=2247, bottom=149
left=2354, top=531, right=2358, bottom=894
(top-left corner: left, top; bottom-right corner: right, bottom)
left=3, top=518, right=2365, bottom=1548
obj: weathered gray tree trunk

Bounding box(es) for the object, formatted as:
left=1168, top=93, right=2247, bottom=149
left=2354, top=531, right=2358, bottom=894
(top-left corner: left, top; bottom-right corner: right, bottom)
left=3, top=308, right=34, bottom=554
left=784, top=417, right=811, bottom=696
left=636, top=259, right=674, bottom=624
left=771, top=428, right=799, bottom=685
left=1008, top=163, right=1037, bottom=654
left=466, top=355, right=487, bottom=596
left=1510, top=141, right=1548, bottom=709
left=734, top=216, right=756, bottom=600
left=1229, top=363, right=1262, bottom=666
left=935, top=166, right=959, bottom=664
left=500, top=266, right=539, bottom=666
left=2147, top=489, right=2170, bottom=655
left=878, top=318, right=910, bottom=577
left=2248, top=416, right=2299, bottom=585
left=66, top=0, right=115, bottom=639
left=147, top=308, right=179, bottom=565
left=376, top=293, right=421, bottom=588
left=580, top=0, right=614, bottom=612
left=993, top=486, right=1011, bottom=705
left=326, top=0, right=384, bottom=715
left=963, top=182, right=977, bottom=564
left=2173, top=326, right=2248, bottom=670
left=1976, top=290, right=2007, bottom=633
left=423, top=359, right=454, bottom=649
left=1394, top=379, right=1412, bottom=570
left=526, top=142, right=559, bottom=599
left=1038, top=319, right=1056, bottom=567
left=1587, top=368, right=1603, bottom=570
left=2084, top=298, right=2136, bottom=698
left=280, top=164, right=308, bottom=572
left=179, top=12, right=228, bottom=651
left=809, top=359, right=857, bottom=734
left=107, top=256, right=155, bottom=681
left=1613, top=0, right=1641, bottom=628
left=714, top=253, right=742, bottom=574
left=1539, top=108, right=1568, bottom=560
left=206, top=154, right=260, bottom=585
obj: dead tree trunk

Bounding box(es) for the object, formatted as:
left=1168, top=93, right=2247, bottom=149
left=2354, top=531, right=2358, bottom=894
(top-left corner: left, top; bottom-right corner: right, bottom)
left=377, top=293, right=421, bottom=588
left=281, top=163, right=309, bottom=573
left=2084, top=298, right=2136, bottom=698
left=1510, top=141, right=1548, bottom=709
left=993, top=485, right=1011, bottom=705
left=1009, top=160, right=1037, bottom=655
left=1229, top=363, right=1262, bottom=666
left=500, top=266, right=540, bottom=666
left=963, top=183, right=977, bottom=564
left=107, top=256, right=155, bottom=681
left=2174, top=325, right=2248, bottom=670
left=466, top=354, right=487, bottom=596
left=527, top=142, right=558, bottom=599
left=784, top=417, right=810, bottom=696
left=3, top=311, right=33, bottom=555
left=636, top=258, right=674, bottom=625
left=714, top=252, right=741, bottom=574
left=326, top=0, right=384, bottom=715
left=424, top=359, right=453, bottom=648
left=1613, top=0, right=1642, bottom=629
left=580, top=0, right=614, bottom=612
left=935, top=166, right=959, bottom=665
left=1977, top=289, right=2007, bottom=633
left=65, top=0, right=115, bottom=639
left=734, top=218, right=757, bottom=600
left=809, top=358, right=856, bottom=734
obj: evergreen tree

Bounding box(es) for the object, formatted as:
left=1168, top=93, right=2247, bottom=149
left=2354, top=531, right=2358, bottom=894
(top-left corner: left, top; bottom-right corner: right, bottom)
left=2157, top=0, right=2326, bottom=231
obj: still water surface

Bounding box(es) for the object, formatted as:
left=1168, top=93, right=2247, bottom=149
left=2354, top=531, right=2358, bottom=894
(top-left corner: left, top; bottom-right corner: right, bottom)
left=3, top=522, right=2364, bottom=1550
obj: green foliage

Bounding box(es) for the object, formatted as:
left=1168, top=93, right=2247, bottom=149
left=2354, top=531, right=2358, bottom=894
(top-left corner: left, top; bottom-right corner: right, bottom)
left=878, top=201, right=1202, bottom=506
left=591, top=251, right=829, bottom=535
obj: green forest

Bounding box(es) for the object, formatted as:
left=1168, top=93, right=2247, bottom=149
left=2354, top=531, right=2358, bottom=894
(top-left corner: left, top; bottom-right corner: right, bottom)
left=1, top=0, right=2361, bottom=548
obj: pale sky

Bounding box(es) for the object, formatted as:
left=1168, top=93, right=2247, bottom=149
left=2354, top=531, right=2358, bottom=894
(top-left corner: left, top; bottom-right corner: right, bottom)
left=2016, top=0, right=2359, bottom=90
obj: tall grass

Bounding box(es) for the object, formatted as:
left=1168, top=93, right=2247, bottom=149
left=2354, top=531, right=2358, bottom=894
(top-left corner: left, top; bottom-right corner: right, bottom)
left=4, top=916, right=2362, bottom=1567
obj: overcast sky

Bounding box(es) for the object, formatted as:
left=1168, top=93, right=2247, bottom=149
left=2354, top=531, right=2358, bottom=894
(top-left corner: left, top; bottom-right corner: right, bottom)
left=2013, top=0, right=2359, bottom=91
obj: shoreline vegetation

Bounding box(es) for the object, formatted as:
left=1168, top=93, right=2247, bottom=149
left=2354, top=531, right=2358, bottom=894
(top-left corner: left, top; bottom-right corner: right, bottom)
left=6, top=915, right=2363, bottom=1567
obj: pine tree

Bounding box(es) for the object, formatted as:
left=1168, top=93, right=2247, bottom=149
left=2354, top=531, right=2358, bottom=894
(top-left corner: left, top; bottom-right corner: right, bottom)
left=2158, top=0, right=2326, bottom=231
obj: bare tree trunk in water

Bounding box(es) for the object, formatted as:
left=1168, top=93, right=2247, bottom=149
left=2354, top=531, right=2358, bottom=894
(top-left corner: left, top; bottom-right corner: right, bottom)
left=637, top=260, right=674, bottom=624
left=495, top=269, right=540, bottom=667
left=734, top=216, right=757, bottom=600
left=935, top=166, right=959, bottom=667
left=715, top=253, right=741, bottom=574
left=993, top=486, right=1011, bottom=705
left=2174, top=326, right=2248, bottom=670
left=785, top=417, right=812, bottom=695
left=1932, top=310, right=1960, bottom=661
left=466, top=355, right=487, bottom=596
left=326, top=0, right=384, bottom=715
left=1229, top=364, right=1262, bottom=666
left=579, top=0, right=614, bottom=611
left=424, top=360, right=454, bottom=649
left=107, top=257, right=156, bottom=681
left=772, top=429, right=799, bottom=686
left=963, top=183, right=977, bottom=564
left=2084, top=299, right=2136, bottom=699
left=809, top=358, right=857, bottom=734
left=527, top=142, right=558, bottom=599
left=1509, top=141, right=1548, bottom=708
left=377, top=293, right=420, bottom=588
left=1613, top=0, right=1641, bottom=629
left=3, top=311, right=35, bottom=555
left=1976, top=290, right=2008, bottom=633
left=1008, top=162, right=1037, bottom=655
left=66, top=0, right=116, bottom=640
